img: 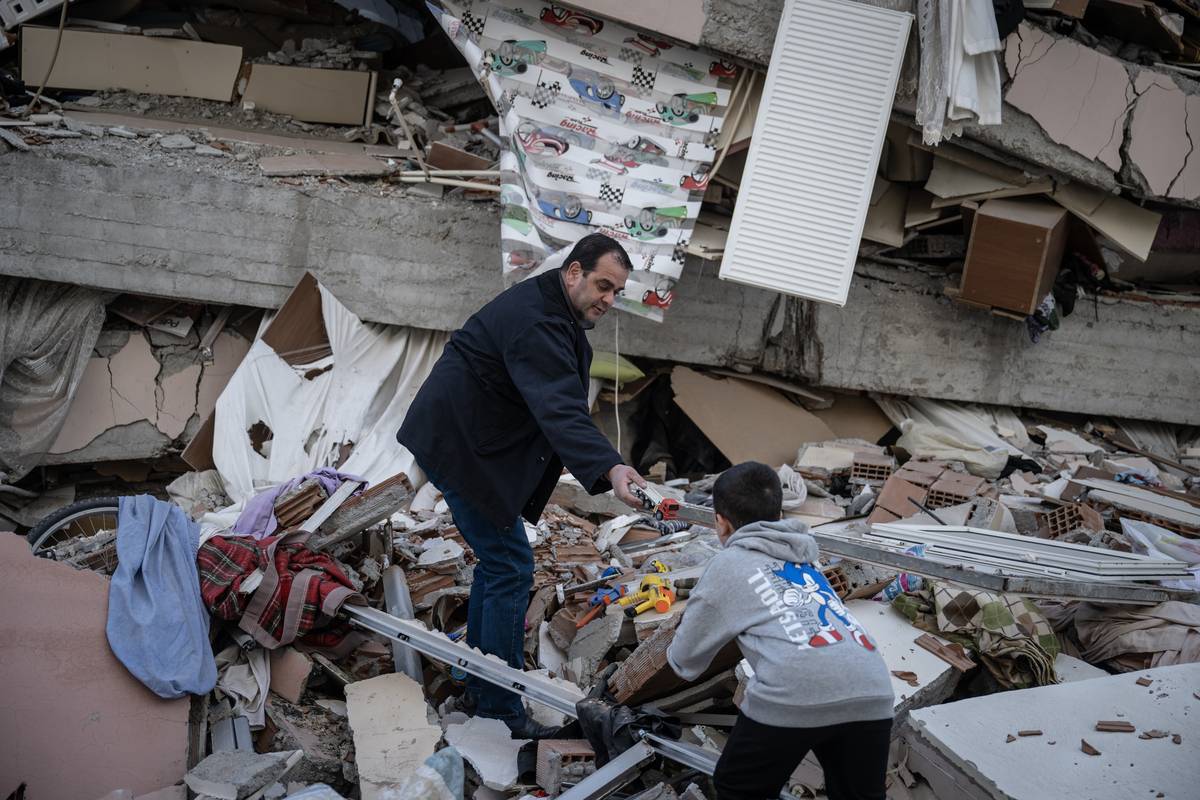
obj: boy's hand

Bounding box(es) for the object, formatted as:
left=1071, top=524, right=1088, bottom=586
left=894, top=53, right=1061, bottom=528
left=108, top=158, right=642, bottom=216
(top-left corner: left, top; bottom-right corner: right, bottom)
left=609, top=464, right=647, bottom=510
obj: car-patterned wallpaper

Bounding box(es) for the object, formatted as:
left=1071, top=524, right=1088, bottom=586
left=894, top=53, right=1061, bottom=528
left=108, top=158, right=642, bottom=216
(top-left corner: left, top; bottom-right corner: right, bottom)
left=429, top=0, right=738, bottom=321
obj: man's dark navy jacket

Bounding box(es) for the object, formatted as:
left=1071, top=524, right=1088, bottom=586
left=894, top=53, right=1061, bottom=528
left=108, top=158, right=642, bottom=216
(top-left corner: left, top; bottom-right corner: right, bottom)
left=397, top=269, right=623, bottom=530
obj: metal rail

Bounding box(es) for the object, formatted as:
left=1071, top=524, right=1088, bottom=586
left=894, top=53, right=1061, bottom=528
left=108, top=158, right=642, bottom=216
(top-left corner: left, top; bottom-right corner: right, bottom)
left=341, top=604, right=746, bottom=794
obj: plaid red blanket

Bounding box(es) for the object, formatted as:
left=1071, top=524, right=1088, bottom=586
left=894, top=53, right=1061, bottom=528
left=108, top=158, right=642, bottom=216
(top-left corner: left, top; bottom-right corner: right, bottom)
left=198, top=531, right=363, bottom=651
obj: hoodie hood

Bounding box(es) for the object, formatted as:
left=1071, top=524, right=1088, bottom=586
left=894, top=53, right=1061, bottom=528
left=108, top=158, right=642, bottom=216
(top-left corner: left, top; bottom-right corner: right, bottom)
left=725, top=518, right=818, bottom=564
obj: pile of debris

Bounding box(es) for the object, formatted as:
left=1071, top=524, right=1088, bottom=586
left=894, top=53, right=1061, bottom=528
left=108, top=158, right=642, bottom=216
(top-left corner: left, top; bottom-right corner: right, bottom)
left=5, top=342, right=1199, bottom=799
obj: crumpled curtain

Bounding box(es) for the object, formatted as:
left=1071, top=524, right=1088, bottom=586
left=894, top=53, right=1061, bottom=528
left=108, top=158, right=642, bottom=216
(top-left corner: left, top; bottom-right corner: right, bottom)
left=0, top=278, right=112, bottom=481
left=916, top=0, right=1004, bottom=144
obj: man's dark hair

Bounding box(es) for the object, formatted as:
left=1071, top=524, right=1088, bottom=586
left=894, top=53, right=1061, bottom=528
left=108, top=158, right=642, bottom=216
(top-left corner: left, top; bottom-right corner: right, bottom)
left=561, top=232, right=634, bottom=274
left=712, top=461, right=783, bottom=531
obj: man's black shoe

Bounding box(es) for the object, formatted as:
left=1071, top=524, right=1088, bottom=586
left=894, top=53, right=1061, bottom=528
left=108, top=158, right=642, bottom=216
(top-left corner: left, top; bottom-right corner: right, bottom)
left=504, top=716, right=561, bottom=740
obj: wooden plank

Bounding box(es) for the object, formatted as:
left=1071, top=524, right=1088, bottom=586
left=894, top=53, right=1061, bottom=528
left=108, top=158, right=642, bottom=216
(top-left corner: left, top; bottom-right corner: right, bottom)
left=21, top=27, right=242, bottom=101
left=259, top=154, right=393, bottom=178
left=310, top=473, right=414, bottom=551
left=242, top=64, right=376, bottom=126
left=914, top=633, right=976, bottom=672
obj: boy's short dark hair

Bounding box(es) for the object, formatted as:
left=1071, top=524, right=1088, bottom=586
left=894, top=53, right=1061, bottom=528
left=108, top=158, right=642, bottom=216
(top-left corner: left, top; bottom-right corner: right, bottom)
left=712, top=461, right=783, bottom=531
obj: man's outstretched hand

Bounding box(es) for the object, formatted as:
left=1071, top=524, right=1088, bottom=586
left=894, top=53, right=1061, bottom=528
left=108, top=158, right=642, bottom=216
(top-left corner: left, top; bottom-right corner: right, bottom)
left=608, top=464, right=647, bottom=510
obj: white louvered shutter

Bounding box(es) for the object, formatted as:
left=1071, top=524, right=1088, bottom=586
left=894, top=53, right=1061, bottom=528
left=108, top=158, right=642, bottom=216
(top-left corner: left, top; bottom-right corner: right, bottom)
left=719, top=0, right=912, bottom=306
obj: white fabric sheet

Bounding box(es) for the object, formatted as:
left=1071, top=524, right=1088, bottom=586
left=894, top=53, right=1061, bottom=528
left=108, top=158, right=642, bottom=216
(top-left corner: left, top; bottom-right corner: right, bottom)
left=201, top=283, right=447, bottom=538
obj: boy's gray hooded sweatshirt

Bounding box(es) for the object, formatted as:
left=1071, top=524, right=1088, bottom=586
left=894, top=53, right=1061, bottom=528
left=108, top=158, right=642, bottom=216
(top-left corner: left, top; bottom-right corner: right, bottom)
left=666, top=519, right=893, bottom=728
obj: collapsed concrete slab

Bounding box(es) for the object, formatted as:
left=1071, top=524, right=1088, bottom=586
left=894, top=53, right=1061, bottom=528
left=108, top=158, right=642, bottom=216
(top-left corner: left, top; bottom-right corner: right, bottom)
left=183, top=750, right=302, bottom=800
left=3, top=150, right=1199, bottom=425
left=901, top=663, right=1200, bottom=800
left=343, top=673, right=442, bottom=800
left=0, top=533, right=192, bottom=799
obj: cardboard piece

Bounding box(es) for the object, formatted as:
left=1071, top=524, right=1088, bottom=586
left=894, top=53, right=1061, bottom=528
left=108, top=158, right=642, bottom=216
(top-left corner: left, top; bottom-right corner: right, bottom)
left=862, top=177, right=908, bottom=247
left=242, top=64, right=378, bottom=126
left=21, top=26, right=241, bottom=101
left=0, top=535, right=191, bottom=798
left=670, top=366, right=836, bottom=467
left=811, top=394, right=895, bottom=443
left=959, top=197, right=1069, bottom=315
left=925, top=157, right=1016, bottom=199
left=1052, top=182, right=1162, bottom=261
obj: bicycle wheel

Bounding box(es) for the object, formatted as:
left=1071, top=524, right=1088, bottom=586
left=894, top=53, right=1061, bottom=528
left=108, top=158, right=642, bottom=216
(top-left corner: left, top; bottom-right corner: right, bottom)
left=26, top=497, right=121, bottom=571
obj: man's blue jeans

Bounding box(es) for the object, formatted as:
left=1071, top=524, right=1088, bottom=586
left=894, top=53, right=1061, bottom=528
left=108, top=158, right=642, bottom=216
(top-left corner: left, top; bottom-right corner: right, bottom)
left=423, top=467, right=532, bottom=723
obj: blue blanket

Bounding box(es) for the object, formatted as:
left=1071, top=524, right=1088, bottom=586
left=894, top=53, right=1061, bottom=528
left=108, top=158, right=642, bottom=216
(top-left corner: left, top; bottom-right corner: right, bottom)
left=107, top=495, right=217, bottom=698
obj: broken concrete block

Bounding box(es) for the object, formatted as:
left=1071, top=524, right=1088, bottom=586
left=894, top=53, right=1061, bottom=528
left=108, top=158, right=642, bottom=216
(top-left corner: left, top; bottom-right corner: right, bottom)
left=444, top=716, right=528, bottom=791
left=535, top=739, right=596, bottom=794
left=417, top=536, right=465, bottom=566
left=194, top=144, right=227, bottom=157
left=184, top=750, right=302, bottom=800
left=344, top=672, right=442, bottom=800
left=567, top=605, right=623, bottom=686
left=159, top=133, right=198, bottom=150
left=269, top=647, right=314, bottom=703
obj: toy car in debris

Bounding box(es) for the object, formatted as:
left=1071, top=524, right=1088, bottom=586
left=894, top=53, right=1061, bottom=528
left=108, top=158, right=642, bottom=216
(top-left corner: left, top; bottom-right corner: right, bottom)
left=484, top=40, right=547, bottom=76
left=515, top=121, right=571, bottom=156
left=537, top=189, right=593, bottom=224
left=656, top=92, right=718, bottom=126
left=624, top=206, right=686, bottom=240
left=539, top=4, right=604, bottom=35
left=568, top=66, right=625, bottom=114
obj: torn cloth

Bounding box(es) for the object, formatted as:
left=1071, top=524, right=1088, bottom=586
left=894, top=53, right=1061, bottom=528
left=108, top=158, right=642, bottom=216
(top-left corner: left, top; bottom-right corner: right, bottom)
left=1044, top=601, right=1200, bottom=671
left=198, top=531, right=364, bottom=651
left=893, top=582, right=1059, bottom=688
left=232, top=468, right=365, bottom=539
left=106, top=495, right=218, bottom=698
left=215, top=643, right=270, bottom=727
left=0, top=277, right=111, bottom=480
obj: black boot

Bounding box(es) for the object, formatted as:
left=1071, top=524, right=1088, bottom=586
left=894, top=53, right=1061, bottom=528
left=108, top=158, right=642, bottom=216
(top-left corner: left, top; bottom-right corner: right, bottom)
left=504, top=716, right=561, bottom=740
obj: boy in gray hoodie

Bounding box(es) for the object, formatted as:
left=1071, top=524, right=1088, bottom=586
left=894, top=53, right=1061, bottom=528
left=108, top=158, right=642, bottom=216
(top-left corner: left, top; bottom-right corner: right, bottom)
left=666, top=461, right=894, bottom=800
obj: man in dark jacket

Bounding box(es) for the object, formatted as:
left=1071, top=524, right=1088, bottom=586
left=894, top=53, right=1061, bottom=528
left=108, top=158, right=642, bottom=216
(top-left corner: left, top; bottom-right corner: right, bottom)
left=397, top=233, right=645, bottom=738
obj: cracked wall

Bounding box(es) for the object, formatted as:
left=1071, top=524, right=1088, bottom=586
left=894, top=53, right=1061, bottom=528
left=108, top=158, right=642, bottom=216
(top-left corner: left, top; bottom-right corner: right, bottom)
left=1005, top=21, right=1200, bottom=205
left=1005, top=23, right=1131, bottom=172
left=49, top=328, right=251, bottom=462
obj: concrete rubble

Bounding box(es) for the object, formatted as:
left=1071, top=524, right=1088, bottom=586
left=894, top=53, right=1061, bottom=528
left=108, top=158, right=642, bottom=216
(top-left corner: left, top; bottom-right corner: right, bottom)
left=2, top=1, right=1200, bottom=799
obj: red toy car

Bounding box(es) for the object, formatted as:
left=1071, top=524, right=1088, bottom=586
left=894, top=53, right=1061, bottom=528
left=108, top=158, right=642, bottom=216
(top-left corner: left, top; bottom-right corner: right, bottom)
left=539, top=4, right=604, bottom=35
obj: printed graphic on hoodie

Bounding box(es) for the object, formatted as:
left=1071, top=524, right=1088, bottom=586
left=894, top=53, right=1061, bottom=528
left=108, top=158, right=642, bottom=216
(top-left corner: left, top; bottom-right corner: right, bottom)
left=748, top=562, right=876, bottom=651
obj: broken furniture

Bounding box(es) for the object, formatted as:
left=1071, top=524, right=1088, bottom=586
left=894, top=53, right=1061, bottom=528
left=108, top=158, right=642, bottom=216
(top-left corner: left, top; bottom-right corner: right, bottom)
left=957, top=198, right=1070, bottom=316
